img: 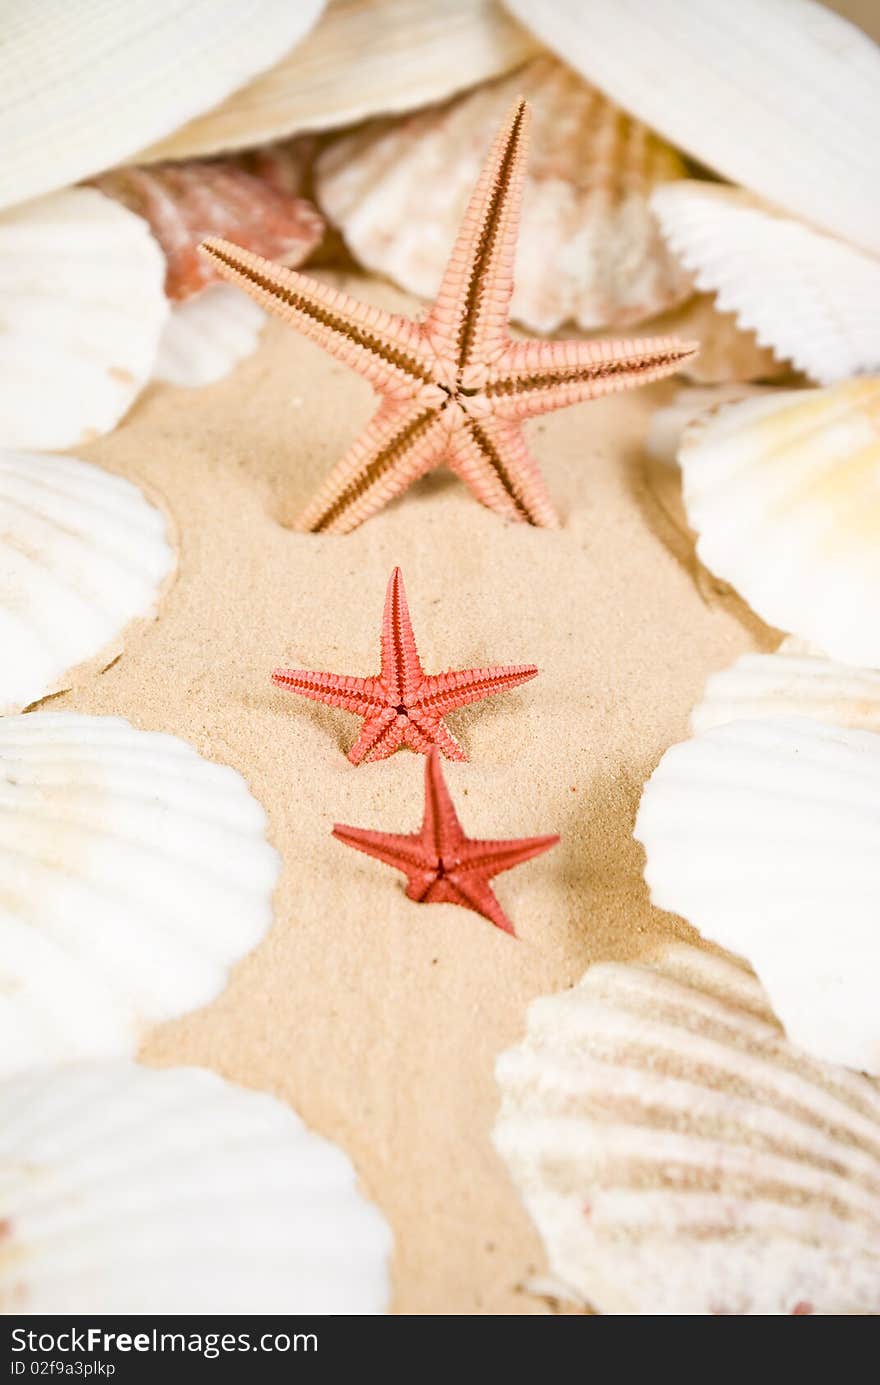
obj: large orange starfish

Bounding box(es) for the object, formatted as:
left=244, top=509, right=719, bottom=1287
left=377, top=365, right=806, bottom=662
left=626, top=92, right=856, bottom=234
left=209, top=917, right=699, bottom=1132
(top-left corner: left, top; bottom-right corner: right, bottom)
left=201, top=100, right=696, bottom=534
left=273, top=566, right=536, bottom=764
left=333, top=749, right=558, bottom=935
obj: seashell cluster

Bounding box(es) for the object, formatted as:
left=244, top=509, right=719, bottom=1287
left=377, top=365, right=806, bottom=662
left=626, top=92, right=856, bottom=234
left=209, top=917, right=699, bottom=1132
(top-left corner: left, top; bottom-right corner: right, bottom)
left=635, top=717, right=880, bottom=1074
left=494, top=943, right=880, bottom=1315
left=317, top=57, right=693, bottom=332
left=0, top=712, right=280, bottom=1079
left=0, top=451, right=175, bottom=714
left=0, top=1062, right=391, bottom=1313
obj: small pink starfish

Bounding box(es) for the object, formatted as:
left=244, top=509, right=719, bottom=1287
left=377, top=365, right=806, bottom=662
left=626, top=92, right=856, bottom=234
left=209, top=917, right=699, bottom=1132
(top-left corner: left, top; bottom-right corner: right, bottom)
left=201, top=99, right=696, bottom=533
left=333, top=748, right=558, bottom=935
left=273, top=566, right=537, bottom=764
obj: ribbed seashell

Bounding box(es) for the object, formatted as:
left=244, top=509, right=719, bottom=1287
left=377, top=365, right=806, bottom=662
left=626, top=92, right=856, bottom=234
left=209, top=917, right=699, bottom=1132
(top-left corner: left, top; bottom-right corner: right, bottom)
left=154, top=286, right=267, bottom=388
left=635, top=717, right=880, bottom=1073
left=504, top=0, right=880, bottom=257
left=679, top=380, right=880, bottom=667
left=94, top=161, right=324, bottom=300
left=0, top=1062, right=391, bottom=1313
left=139, top=0, right=539, bottom=163
left=0, top=0, right=324, bottom=212
left=692, top=647, right=880, bottom=735
left=644, top=292, right=790, bottom=384
left=316, top=57, right=692, bottom=332
left=651, top=183, right=880, bottom=385
left=0, top=713, right=279, bottom=1079
left=0, top=451, right=174, bottom=713
left=0, top=188, right=167, bottom=450
left=645, top=385, right=775, bottom=465
left=494, top=943, right=880, bottom=1314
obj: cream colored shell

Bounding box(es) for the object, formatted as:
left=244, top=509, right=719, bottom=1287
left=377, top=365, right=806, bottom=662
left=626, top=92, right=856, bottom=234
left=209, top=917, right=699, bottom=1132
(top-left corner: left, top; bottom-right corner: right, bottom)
left=0, top=188, right=168, bottom=450
left=154, top=286, right=267, bottom=387
left=317, top=57, right=692, bottom=332
left=140, top=0, right=538, bottom=163
left=652, top=182, right=880, bottom=385
left=494, top=943, right=880, bottom=1314
left=0, top=450, right=175, bottom=714
left=0, top=713, right=279, bottom=1078
left=692, top=647, right=880, bottom=735
left=635, top=717, right=880, bottom=1074
left=504, top=0, right=880, bottom=257
left=679, top=380, right=880, bottom=667
left=0, top=1062, right=391, bottom=1313
left=0, top=0, right=325, bottom=212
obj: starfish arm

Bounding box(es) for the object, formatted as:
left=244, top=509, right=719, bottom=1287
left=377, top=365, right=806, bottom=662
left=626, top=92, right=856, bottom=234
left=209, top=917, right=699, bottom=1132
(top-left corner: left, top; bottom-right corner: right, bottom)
left=412, top=663, right=538, bottom=719
left=294, top=398, right=449, bottom=534
left=200, top=238, right=434, bottom=397
left=271, top=668, right=386, bottom=716
left=406, top=712, right=467, bottom=762
left=420, top=750, right=464, bottom=858
left=422, top=98, right=529, bottom=373
left=447, top=416, right=560, bottom=527
left=332, top=824, right=435, bottom=879
left=443, top=873, right=516, bottom=936
left=456, top=833, right=560, bottom=879
left=485, top=336, right=700, bottom=420
left=380, top=567, right=424, bottom=701
left=347, top=709, right=403, bottom=766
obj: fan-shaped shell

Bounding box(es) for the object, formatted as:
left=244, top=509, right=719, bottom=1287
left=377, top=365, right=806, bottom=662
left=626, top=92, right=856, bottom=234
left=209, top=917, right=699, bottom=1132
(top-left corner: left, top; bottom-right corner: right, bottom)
left=504, top=0, right=880, bottom=257
left=154, top=287, right=266, bottom=387
left=0, top=1062, right=391, bottom=1313
left=316, top=57, right=692, bottom=332
left=0, top=0, right=325, bottom=212
left=692, top=647, right=880, bottom=735
left=0, top=713, right=279, bottom=1079
left=0, top=188, right=168, bottom=450
left=679, top=379, right=880, bottom=667
left=0, top=451, right=175, bottom=713
left=635, top=717, right=880, bottom=1073
left=494, top=943, right=880, bottom=1314
left=139, top=0, right=539, bottom=163
left=651, top=182, right=880, bottom=385
left=645, top=292, right=789, bottom=385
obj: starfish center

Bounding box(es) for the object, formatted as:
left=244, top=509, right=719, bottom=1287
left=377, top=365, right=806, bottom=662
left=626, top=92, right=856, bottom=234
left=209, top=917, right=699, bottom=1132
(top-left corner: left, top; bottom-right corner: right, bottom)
left=395, top=703, right=408, bottom=717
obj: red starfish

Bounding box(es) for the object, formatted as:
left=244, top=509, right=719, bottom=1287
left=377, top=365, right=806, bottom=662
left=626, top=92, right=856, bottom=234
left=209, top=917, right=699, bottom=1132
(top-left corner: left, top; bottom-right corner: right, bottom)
left=272, top=566, right=537, bottom=764
left=333, top=749, right=558, bottom=935
left=201, top=100, right=696, bottom=534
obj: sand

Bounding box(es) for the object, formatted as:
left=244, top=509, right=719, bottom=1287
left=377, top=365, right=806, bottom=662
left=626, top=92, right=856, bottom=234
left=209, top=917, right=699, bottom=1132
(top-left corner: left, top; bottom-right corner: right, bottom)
left=56, top=272, right=774, bottom=1314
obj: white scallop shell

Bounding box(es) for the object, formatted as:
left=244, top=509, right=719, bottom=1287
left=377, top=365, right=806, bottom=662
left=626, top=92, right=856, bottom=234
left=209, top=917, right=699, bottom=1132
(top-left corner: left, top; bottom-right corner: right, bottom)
left=645, top=385, right=774, bottom=465
left=139, top=0, right=538, bottom=163
left=316, top=57, right=692, bottom=332
left=0, top=1061, right=391, bottom=1313
left=644, top=292, right=790, bottom=385
left=651, top=182, right=880, bottom=385
left=154, top=286, right=266, bottom=387
left=635, top=717, right=880, bottom=1074
left=0, top=713, right=279, bottom=1079
left=0, top=188, right=168, bottom=450
left=494, top=943, right=880, bottom=1314
left=504, top=0, right=880, bottom=257
left=692, top=648, right=880, bottom=735
left=679, top=380, right=880, bottom=667
left=0, top=451, right=175, bottom=714
left=0, top=0, right=325, bottom=212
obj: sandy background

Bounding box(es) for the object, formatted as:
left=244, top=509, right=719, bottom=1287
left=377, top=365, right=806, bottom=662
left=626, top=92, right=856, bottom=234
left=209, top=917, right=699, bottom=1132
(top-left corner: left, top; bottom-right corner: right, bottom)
left=53, top=272, right=774, bottom=1314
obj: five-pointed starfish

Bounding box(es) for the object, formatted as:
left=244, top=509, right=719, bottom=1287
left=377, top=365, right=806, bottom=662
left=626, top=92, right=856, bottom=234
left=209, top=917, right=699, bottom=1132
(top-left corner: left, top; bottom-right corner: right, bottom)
left=333, top=748, right=558, bottom=935
left=201, top=99, right=697, bottom=534
left=272, top=566, right=536, bottom=764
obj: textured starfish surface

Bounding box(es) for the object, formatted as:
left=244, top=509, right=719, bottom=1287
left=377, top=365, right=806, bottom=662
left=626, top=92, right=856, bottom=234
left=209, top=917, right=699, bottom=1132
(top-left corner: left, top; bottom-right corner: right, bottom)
left=272, top=566, right=537, bottom=764
left=201, top=100, right=697, bottom=534
left=333, top=749, right=558, bottom=935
